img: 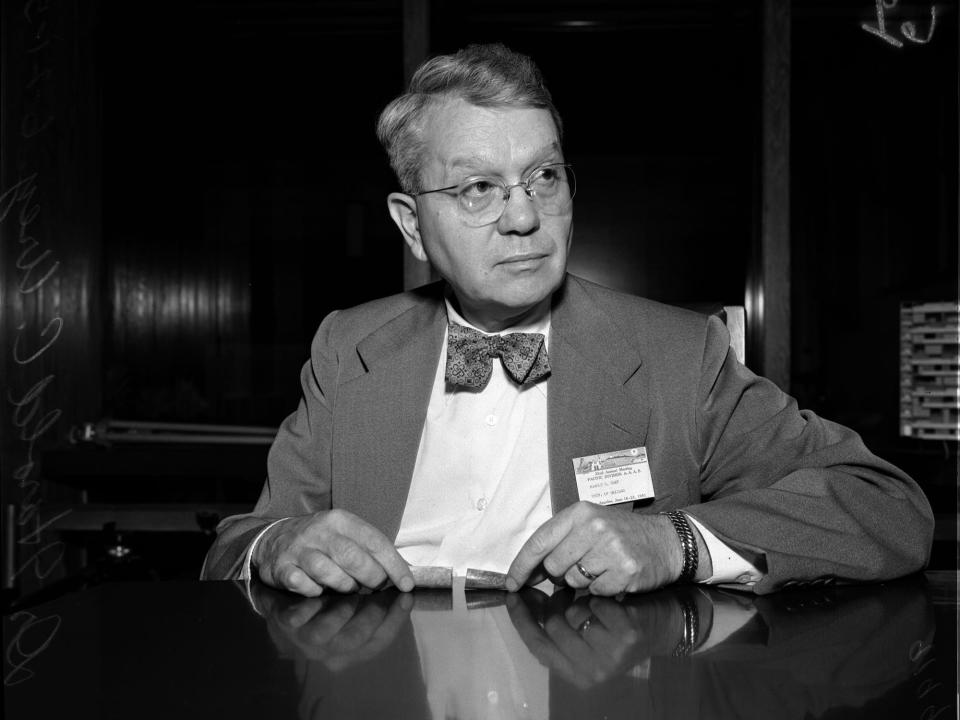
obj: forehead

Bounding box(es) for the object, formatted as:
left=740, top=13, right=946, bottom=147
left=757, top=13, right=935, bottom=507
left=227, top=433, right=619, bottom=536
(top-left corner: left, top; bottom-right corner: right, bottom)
left=420, top=97, right=561, bottom=177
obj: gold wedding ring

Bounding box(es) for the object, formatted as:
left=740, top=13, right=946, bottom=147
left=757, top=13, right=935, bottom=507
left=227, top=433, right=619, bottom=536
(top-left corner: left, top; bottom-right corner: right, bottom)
left=575, top=561, right=597, bottom=581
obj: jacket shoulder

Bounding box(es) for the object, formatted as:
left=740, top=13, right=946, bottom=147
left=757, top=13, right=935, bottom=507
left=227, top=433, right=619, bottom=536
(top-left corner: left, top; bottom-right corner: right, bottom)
left=313, top=281, right=445, bottom=353
left=566, top=274, right=715, bottom=342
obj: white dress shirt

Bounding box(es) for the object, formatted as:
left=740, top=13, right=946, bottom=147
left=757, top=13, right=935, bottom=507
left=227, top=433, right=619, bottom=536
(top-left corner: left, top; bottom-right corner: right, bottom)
left=410, top=583, right=548, bottom=720
left=394, top=299, right=554, bottom=575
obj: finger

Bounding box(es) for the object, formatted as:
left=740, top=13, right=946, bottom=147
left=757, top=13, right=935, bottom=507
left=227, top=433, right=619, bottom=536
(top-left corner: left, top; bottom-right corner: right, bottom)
left=563, top=601, right=593, bottom=629
left=517, top=585, right=551, bottom=620
left=330, top=592, right=413, bottom=669
left=276, top=597, right=326, bottom=630
left=507, top=510, right=577, bottom=591
left=507, top=601, right=581, bottom=683
left=342, top=520, right=415, bottom=592
left=589, top=598, right=639, bottom=644
left=525, top=566, right=552, bottom=588
left=515, top=504, right=610, bottom=588
left=578, top=621, right=618, bottom=658
left=548, top=611, right=619, bottom=684
left=563, top=561, right=601, bottom=590
left=542, top=533, right=597, bottom=580
left=300, top=549, right=360, bottom=594
left=546, top=612, right=590, bottom=653
left=397, top=591, right=415, bottom=613
left=585, top=549, right=659, bottom=595
left=328, top=601, right=388, bottom=655
left=565, top=608, right=620, bottom=660
left=377, top=591, right=415, bottom=644
left=575, top=547, right=633, bottom=597
left=585, top=572, right=627, bottom=597
left=269, top=562, right=326, bottom=597
left=301, top=596, right=361, bottom=646
left=365, top=546, right=415, bottom=593
left=577, top=628, right=622, bottom=680
left=324, top=534, right=389, bottom=590
left=543, top=615, right=601, bottom=689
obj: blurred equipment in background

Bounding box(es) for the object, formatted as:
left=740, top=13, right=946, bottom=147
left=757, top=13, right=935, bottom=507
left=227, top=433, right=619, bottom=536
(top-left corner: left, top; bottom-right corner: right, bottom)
left=899, top=302, right=960, bottom=442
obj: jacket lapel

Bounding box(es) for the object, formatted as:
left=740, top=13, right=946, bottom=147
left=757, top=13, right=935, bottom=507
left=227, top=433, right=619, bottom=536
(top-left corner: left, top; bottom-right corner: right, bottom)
left=333, top=290, right=447, bottom=539
left=548, top=277, right=650, bottom=512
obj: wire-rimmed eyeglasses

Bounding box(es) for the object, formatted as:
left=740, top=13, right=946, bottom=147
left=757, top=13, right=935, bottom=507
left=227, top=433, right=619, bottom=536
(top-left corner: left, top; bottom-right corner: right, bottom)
left=413, top=163, right=576, bottom=227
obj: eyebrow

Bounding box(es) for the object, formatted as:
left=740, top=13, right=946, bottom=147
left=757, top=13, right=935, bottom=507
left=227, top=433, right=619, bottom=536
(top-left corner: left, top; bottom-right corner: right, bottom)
left=446, top=142, right=563, bottom=179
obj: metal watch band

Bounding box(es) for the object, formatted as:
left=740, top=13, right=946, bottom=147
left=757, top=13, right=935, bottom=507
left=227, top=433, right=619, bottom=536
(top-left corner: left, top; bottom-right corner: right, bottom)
left=661, top=510, right=699, bottom=583
left=673, top=593, right=701, bottom=656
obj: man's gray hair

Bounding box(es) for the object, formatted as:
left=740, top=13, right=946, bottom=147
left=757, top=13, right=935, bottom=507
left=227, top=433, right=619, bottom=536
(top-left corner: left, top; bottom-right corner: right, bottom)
left=376, top=43, right=563, bottom=194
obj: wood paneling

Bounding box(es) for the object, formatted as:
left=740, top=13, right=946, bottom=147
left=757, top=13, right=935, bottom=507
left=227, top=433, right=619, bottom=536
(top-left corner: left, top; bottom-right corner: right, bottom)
left=100, top=5, right=405, bottom=425
left=755, top=0, right=792, bottom=390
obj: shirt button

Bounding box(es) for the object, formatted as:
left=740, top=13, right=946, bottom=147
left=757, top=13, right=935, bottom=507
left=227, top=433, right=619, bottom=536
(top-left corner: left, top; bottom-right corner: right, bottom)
left=476, top=497, right=487, bottom=511
left=485, top=414, right=497, bottom=426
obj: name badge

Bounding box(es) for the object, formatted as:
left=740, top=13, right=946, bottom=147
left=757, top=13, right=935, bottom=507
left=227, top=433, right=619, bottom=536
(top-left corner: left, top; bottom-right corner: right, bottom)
left=572, top=447, right=655, bottom=506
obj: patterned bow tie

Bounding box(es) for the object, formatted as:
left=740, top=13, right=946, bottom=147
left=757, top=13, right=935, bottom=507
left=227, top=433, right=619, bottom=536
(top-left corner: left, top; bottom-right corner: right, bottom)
left=445, top=322, right=551, bottom=390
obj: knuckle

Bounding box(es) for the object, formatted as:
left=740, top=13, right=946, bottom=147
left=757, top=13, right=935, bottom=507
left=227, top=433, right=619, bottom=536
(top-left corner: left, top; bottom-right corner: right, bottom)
left=257, top=562, right=274, bottom=585
left=588, top=517, right=609, bottom=535
left=573, top=501, right=595, bottom=517
left=588, top=582, right=613, bottom=597
left=327, top=575, right=359, bottom=594
left=366, top=566, right=388, bottom=588
left=544, top=616, right=566, bottom=634
left=323, top=508, right=348, bottom=527
left=299, top=584, right=324, bottom=598
left=541, top=556, right=563, bottom=577
left=332, top=539, right=367, bottom=569
left=303, top=552, right=328, bottom=576
left=277, top=566, right=303, bottom=591
left=525, top=533, right=551, bottom=557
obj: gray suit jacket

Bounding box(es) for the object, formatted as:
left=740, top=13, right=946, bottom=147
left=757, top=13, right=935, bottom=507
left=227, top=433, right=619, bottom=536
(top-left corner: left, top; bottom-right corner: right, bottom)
left=202, top=275, right=933, bottom=593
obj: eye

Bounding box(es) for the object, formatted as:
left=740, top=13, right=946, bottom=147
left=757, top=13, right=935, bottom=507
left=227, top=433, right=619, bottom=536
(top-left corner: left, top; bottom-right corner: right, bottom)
left=530, top=165, right=563, bottom=192
left=461, top=179, right=499, bottom=199
left=537, top=166, right=560, bottom=182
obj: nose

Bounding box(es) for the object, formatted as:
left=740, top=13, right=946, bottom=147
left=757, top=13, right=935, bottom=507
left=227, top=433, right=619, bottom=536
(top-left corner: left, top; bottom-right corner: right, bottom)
left=496, top=185, right=541, bottom=236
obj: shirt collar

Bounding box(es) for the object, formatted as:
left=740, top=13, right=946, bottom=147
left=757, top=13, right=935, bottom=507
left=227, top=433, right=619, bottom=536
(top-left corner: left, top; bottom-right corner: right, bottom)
left=443, top=296, right=552, bottom=342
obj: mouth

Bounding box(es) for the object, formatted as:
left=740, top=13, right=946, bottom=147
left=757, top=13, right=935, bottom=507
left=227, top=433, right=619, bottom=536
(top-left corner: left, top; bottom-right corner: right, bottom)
left=498, top=252, right=549, bottom=266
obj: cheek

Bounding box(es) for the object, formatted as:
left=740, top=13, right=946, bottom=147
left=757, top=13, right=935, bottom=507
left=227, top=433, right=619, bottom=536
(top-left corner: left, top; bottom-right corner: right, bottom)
left=422, top=219, right=488, bottom=275
left=550, top=215, right=574, bottom=246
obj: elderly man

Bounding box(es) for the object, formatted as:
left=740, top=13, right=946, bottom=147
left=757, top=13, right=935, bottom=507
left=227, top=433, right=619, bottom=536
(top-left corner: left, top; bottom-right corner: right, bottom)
left=202, top=43, right=933, bottom=597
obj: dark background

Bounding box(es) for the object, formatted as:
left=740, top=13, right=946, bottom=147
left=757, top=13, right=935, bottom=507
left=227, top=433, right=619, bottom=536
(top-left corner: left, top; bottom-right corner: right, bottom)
left=1, top=0, right=956, bottom=592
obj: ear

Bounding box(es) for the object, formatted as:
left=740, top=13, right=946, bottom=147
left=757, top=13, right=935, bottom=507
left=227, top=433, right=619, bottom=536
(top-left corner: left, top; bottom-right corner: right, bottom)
left=387, top=192, right=428, bottom=262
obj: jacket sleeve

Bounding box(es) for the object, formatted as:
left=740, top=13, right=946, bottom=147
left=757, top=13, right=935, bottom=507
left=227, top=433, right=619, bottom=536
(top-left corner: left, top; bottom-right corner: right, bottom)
left=683, top=316, right=934, bottom=594
left=201, top=312, right=341, bottom=580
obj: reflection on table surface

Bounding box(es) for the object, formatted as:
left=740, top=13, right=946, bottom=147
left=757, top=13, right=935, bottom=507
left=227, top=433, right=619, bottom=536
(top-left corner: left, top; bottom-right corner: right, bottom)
left=3, top=574, right=956, bottom=720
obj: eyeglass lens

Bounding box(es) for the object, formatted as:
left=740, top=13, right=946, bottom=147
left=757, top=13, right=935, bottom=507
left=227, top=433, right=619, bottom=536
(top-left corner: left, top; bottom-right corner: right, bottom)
left=458, top=165, right=576, bottom=227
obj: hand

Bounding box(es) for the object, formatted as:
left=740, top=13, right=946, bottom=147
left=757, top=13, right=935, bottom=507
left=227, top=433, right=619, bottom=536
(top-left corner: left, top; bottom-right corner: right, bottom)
left=506, top=502, right=683, bottom=595
left=254, top=509, right=414, bottom=596
left=255, top=585, right=413, bottom=672
left=505, top=589, right=685, bottom=688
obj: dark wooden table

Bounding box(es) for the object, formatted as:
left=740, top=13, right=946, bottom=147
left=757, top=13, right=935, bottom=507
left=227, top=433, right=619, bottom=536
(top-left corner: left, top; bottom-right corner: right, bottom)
left=4, top=572, right=957, bottom=719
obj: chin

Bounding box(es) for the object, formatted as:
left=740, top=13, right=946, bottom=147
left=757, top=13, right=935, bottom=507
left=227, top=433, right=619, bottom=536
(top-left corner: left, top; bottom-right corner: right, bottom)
left=500, top=273, right=563, bottom=309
